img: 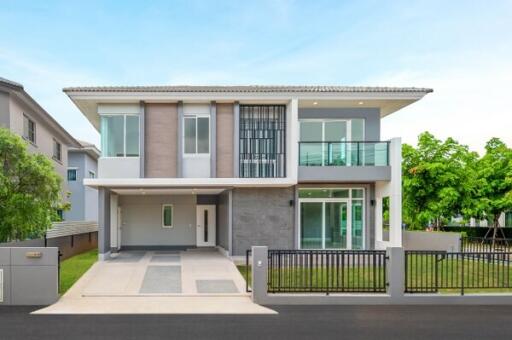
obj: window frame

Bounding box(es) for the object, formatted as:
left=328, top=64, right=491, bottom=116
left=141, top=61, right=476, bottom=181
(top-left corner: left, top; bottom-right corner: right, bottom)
left=297, top=187, right=365, bottom=250
left=162, top=204, right=174, bottom=229
left=52, top=138, right=62, bottom=162
left=183, top=114, right=210, bottom=157
left=100, top=114, right=140, bottom=158
left=23, top=114, right=36, bottom=144
left=67, top=168, right=78, bottom=181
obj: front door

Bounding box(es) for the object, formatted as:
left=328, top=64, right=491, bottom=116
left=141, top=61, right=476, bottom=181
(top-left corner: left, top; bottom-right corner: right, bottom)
left=196, top=205, right=216, bottom=247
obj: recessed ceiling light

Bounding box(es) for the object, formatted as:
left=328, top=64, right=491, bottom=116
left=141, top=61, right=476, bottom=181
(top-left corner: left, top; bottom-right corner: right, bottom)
left=358, top=101, right=364, bottom=105
left=313, top=101, right=318, bottom=105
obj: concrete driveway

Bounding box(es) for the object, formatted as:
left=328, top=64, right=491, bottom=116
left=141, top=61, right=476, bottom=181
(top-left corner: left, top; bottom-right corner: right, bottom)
left=35, top=249, right=275, bottom=314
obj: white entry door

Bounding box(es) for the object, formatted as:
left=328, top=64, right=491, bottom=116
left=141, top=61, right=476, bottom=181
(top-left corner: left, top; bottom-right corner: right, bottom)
left=196, top=205, right=216, bottom=247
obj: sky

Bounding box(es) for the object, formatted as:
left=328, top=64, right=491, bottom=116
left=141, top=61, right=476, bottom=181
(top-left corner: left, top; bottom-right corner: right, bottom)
left=0, top=0, right=511, bottom=154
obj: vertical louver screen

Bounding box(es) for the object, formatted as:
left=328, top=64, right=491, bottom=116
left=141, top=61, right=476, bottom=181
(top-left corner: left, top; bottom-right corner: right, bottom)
left=239, top=105, right=286, bottom=178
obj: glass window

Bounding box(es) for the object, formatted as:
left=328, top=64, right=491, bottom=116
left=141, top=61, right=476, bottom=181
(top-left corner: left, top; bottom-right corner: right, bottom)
left=125, top=116, right=140, bottom=157
left=23, top=115, right=36, bottom=143
left=184, top=117, right=196, bottom=154
left=162, top=205, right=173, bottom=228
left=197, top=117, right=209, bottom=153
left=101, top=115, right=125, bottom=157
left=67, top=169, right=77, bottom=181
left=184, top=116, right=209, bottom=155
left=88, top=171, right=95, bottom=178
left=299, top=188, right=349, bottom=198
left=100, top=115, right=139, bottom=157
left=53, top=139, right=62, bottom=161
left=300, top=202, right=323, bottom=249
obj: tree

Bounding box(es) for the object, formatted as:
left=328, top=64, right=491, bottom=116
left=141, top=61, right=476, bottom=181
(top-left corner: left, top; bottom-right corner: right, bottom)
left=0, top=128, right=64, bottom=242
left=402, top=132, right=479, bottom=230
left=471, top=138, right=512, bottom=240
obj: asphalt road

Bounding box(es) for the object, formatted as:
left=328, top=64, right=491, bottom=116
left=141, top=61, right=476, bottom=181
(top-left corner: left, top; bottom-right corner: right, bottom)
left=1, top=305, right=511, bottom=340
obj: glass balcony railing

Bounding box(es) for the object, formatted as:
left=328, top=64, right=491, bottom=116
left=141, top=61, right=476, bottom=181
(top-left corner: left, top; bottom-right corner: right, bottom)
left=298, top=141, right=390, bottom=166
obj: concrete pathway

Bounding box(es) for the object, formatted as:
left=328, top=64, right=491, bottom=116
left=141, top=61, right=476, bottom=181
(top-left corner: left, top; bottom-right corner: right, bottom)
left=34, top=249, right=275, bottom=314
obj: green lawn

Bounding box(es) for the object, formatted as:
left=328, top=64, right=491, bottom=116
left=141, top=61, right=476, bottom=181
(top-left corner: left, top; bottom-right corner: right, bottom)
left=59, top=249, right=98, bottom=294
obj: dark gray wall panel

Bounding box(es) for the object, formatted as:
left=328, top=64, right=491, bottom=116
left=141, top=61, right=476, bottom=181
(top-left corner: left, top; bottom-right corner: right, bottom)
left=232, top=188, right=295, bottom=256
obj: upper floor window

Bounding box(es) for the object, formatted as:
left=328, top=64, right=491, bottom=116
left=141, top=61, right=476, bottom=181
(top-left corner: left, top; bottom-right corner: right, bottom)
left=88, top=170, right=96, bottom=178
left=23, top=114, right=36, bottom=144
left=184, top=115, right=209, bottom=155
left=53, top=139, right=62, bottom=162
left=299, top=119, right=365, bottom=143
left=67, top=168, right=77, bottom=181
left=100, top=114, right=139, bottom=157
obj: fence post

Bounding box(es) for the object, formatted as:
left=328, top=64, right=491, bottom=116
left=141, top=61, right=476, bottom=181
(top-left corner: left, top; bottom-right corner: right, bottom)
left=251, top=246, right=268, bottom=304
left=387, top=247, right=405, bottom=301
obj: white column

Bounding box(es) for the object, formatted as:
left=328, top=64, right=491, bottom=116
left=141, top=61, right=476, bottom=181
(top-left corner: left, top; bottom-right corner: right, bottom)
left=110, top=194, right=119, bottom=251
left=287, top=98, right=298, bottom=182
left=389, top=138, right=402, bottom=247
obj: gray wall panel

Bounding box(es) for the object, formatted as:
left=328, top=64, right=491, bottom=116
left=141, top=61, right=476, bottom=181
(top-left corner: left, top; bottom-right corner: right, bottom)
left=217, top=191, right=230, bottom=250
left=232, top=188, right=295, bottom=256
left=298, top=166, right=391, bottom=182
left=119, top=195, right=196, bottom=247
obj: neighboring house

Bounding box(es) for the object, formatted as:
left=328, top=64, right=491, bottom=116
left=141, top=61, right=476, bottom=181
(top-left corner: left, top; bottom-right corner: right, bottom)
left=0, top=76, right=97, bottom=224
left=64, top=85, right=432, bottom=260
left=0, top=77, right=81, bottom=218
left=65, top=140, right=100, bottom=222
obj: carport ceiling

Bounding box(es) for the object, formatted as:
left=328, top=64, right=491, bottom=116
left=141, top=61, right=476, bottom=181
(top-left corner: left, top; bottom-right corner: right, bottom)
left=111, top=188, right=227, bottom=195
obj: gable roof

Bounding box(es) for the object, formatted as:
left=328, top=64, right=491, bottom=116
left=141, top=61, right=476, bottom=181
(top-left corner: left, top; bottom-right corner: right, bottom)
left=0, top=77, right=80, bottom=147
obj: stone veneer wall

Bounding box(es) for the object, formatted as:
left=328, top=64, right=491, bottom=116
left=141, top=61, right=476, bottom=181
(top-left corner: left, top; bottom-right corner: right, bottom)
left=232, top=187, right=295, bottom=256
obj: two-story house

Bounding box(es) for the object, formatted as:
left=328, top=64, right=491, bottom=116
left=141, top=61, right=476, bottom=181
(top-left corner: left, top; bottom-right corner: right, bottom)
left=0, top=77, right=99, bottom=223
left=64, top=85, right=431, bottom=260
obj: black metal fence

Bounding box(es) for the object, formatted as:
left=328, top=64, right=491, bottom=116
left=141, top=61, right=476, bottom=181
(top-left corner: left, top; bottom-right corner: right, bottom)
left=266, top=249, right=387, bottom=294
left=405, top=250, right=512, bottom=295
left=461, top=236, right=512, bottom=253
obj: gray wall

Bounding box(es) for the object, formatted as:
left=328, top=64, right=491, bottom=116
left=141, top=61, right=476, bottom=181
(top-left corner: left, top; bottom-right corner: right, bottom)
left=383, top=230, right=461, bottom=252
left=232, top=188, right=295, bottom=256
left=217, top=191, right=230, bottom=250
left=298, top=108, right=381, bottom=141
left=98, top=188, right=111, bottom=255
left=119, top=195, right=196, bottom=247
left=298, top=166, right=391, bottom=182
left=65, top=152, right=98, bottom=222
left=0, top=247, right=58, bottom=306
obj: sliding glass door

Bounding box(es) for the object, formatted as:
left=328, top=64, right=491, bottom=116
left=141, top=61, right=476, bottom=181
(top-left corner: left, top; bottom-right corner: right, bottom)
left=299, top=188, right=365, bottom=250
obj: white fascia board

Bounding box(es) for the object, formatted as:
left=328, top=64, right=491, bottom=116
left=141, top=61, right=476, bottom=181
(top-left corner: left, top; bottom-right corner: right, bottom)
left=65, top=91, right=428, bottom=102
left=83, top=177, right=297, bottom=188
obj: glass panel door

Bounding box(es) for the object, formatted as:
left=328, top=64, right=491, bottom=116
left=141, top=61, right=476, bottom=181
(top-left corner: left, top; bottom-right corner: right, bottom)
left=324, top=121, right=347, bottom=166
left=325, top=202, right=347, bottom=249
left=299, top=122, right=323, bottom=166
left=300, top=202, right=323, bottom=249
left=351, top=200, right=364, bottom=249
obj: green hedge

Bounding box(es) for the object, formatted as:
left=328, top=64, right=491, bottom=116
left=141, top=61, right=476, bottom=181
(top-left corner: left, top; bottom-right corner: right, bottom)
left=438, top=226, right=512, bottom=238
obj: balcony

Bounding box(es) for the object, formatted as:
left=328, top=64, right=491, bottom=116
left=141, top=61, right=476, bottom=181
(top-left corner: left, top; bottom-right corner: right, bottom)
left=298, top=141, right=391, bottom=182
